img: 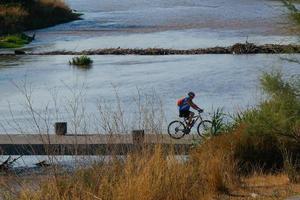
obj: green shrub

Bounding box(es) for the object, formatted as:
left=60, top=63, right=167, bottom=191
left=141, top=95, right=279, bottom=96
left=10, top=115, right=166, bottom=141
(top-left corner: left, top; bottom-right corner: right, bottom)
left=210, top=108, right=227, bottom=135
left=245, top=71, right=300, bottom=139
left=69, top=55, right=93, bottom=68
left=235, top=71, right=300, bottom=173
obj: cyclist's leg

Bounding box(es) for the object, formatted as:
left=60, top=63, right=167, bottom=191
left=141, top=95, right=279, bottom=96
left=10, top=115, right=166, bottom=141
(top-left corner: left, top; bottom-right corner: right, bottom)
left=179, top=110, right=183, bottom=118
left=179, top=110, right=189, bottom=123
left=187, top=111, right=194, bottom=127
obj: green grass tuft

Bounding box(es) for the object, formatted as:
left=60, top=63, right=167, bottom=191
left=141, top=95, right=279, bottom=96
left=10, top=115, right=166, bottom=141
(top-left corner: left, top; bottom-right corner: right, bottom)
left=69, top=55, right=93, bottom=69
left=0, top=33, right=32, bottom=48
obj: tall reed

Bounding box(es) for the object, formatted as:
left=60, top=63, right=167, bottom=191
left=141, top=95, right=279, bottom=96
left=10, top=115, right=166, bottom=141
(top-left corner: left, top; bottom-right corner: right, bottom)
left=16, top=140, right=238, bottom=200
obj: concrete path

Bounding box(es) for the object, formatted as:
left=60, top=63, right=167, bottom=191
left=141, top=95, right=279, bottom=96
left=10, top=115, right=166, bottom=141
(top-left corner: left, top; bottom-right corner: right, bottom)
left=0, top=133, right=198, bottom=155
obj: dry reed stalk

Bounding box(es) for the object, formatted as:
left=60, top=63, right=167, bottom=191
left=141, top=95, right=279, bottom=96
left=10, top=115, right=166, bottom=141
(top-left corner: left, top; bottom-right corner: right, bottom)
left=0, top=6, right=28, bottom=17
left=39, top=0, right=69, bottom=10
left=15, top=142, right=239, bottom=200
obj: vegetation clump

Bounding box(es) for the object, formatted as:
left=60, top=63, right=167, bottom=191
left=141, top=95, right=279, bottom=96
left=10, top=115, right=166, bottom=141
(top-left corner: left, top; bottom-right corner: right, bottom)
left=69, top=55, right=93, bottom=68
left=282, top=0, right=300, bottom=26
left=0, top=33, right=33, bottom=48
left=0, top=0, right=81, bottom=34
left=233, top=71, right=300, bottom=174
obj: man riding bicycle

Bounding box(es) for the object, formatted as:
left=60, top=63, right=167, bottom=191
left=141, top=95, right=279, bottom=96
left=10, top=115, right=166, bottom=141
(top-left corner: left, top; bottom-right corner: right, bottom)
left=177, top=92, right=203, bottom=128
left=168, top=92, right=211, bottom=139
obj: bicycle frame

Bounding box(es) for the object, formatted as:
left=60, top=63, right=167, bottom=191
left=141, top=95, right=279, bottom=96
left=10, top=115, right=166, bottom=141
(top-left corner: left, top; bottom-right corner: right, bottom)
left=183, top=112, right=203, bottom=127
left=168, top=111, right=212, bottom=139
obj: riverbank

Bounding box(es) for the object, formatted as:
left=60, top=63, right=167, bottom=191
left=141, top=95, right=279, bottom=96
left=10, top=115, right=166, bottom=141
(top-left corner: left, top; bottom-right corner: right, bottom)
left=0, top=0, right=81, bottom=48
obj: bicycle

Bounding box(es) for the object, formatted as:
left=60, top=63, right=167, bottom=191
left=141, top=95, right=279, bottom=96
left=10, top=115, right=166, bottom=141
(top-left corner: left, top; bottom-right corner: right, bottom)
left=167, top=111, right=214, bottom=139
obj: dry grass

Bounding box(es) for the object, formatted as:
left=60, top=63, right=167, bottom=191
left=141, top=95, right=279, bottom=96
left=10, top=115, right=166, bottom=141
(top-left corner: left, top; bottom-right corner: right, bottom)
left=7, top=137, right=238, bottom=200
left=0, top=5, right=28, bottom=34
left=190, top=133, right=240, bottom=194
left=219, top=174, right=300, bottom=200
left=39, top=0, right=70, bottom=10
left=1, top=136, right=299, bottom=200
left=0, top=6, right=28, bottom=17
left=3, top=170, right=300, bottom=200
left=245, top=173, right=289, bottom=187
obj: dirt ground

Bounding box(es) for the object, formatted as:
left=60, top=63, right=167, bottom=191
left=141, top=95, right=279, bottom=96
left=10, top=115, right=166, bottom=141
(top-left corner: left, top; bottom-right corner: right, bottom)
left=219, top=174, right=300, bottom=200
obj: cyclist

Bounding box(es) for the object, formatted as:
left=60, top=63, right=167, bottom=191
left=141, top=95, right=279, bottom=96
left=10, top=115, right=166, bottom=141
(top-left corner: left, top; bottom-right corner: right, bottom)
left=177, top=92, right=203, bottom=128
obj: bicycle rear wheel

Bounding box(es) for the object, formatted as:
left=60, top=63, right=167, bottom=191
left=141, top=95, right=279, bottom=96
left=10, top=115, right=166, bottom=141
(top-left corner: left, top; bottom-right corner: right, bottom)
left=168, top=120, right=186, bottom=139
left=197, top=120, right=213, bottom=139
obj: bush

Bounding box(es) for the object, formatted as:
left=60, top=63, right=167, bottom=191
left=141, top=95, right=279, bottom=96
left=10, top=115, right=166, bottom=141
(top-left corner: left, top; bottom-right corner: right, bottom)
left=245, top=71, right=300, bottom=139
left=69, top=55, right=93, bottom=68
left=235, top=71, right=300, bottom=173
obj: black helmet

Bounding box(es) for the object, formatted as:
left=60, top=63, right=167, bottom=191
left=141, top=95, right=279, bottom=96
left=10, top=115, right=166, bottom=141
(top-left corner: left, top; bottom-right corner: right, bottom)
left=188, top=91, right=195, bottom=98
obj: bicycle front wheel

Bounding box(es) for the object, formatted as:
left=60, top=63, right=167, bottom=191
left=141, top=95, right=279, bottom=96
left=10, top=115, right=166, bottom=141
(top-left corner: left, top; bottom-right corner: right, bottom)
left=197, top=120, right=213, bottom=139
left=168, top=120, right=186, bottom=139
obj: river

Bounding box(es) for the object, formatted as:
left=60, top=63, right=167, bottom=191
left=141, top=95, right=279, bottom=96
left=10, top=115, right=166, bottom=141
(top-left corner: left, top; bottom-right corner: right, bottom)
left=0, top=0, right=300, bottom=134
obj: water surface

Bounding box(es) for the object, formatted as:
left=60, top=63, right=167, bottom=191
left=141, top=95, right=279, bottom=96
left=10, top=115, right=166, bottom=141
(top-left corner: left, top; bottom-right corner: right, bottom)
left=0, top=54, right=299, bottom=133
left=0, top=0, right=300, bottom=134
left=14, top=0, right=300, bottom=52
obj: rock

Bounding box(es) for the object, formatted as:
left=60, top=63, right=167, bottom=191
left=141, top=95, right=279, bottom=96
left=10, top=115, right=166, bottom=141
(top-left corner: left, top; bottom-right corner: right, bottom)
left=14, top=50, right=26, bottom=55
left=250, top=193, right=259, bottom=198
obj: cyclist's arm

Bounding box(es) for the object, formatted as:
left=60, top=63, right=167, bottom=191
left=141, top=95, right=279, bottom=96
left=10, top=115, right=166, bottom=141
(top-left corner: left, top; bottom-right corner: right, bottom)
left=187, top=99, right=200, bottom=110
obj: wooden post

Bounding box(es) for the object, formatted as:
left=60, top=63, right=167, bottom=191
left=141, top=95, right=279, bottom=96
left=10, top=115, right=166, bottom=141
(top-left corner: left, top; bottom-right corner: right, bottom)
left=55, top=122, right=67, bottom=136
left=132, top=130, right=145, bottom=146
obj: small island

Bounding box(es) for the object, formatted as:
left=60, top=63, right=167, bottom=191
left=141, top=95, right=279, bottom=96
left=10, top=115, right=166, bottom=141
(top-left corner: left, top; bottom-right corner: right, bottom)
left=0, top=0, right=81, bottom=48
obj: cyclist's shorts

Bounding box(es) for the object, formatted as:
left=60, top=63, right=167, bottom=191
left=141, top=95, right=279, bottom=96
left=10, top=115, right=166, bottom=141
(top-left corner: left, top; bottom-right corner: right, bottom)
left=179, top=110, right=191, bottom=118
